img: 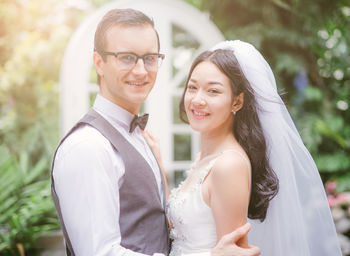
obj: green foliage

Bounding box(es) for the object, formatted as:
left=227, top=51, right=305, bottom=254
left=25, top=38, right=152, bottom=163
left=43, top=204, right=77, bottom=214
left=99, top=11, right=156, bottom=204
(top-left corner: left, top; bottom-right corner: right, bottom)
left=298, top=3, right=350, bottom=191
left=0, top=0, right=87, bottom=254
left=0, top=147, right=59, bottom=255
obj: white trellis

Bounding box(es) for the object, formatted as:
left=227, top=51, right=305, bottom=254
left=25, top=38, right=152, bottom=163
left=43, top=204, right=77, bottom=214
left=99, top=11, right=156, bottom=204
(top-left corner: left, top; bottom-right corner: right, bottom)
left=59, top=0, right=224, bottom=186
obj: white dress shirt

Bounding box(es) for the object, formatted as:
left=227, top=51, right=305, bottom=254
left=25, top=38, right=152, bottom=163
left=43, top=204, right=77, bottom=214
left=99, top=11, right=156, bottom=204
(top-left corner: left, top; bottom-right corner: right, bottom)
left=53, top=94, right=164, bottom=256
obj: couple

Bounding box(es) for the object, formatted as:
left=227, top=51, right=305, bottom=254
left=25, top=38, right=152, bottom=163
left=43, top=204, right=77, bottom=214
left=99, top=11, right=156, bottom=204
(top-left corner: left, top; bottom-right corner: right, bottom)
left=51, top=8, right=341, bottom=256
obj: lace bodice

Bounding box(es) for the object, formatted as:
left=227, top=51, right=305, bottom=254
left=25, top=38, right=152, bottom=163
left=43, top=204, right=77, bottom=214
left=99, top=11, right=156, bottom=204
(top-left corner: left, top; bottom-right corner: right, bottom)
left=166, top=153, right=218, bottom=256
left=166, top=150, right=251, bottom=256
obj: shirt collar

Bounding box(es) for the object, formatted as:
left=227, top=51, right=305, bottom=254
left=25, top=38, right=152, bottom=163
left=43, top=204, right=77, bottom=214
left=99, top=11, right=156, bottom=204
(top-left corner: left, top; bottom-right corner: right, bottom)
left=93, top=94, right=135, bottom=130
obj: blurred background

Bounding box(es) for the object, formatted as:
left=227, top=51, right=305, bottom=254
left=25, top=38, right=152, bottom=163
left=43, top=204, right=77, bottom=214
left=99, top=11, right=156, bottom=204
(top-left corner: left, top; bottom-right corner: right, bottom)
left=0, top=0, right=349, bottom=255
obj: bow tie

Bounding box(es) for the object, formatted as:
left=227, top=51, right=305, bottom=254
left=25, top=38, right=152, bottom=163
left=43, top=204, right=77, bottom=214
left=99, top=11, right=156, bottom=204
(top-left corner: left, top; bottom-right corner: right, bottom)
left=129, top=113, right=149, bottom=133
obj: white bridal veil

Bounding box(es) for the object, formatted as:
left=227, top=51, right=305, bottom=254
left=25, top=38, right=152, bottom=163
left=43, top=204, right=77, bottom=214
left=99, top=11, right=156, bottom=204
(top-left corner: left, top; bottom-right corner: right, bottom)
left=211, top=40, right=342, bottom=255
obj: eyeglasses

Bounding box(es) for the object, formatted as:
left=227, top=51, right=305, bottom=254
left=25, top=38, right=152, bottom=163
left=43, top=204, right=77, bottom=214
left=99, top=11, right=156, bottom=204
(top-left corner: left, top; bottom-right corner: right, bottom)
left=102, top=51, right=165, bottom=71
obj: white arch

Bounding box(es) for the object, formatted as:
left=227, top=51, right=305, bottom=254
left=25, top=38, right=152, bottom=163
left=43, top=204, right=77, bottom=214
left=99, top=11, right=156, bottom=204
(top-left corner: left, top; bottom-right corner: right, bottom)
left=59, top=0, right=224, bottom=184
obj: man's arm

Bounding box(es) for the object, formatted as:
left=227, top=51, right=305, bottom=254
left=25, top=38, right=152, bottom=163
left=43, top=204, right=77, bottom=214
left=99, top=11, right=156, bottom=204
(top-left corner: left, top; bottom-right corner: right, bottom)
left=211, top=223, right=260, bottom=256
left=183, top=223, right=260, bottom=256
left=53, top=127, right=151, bottom=256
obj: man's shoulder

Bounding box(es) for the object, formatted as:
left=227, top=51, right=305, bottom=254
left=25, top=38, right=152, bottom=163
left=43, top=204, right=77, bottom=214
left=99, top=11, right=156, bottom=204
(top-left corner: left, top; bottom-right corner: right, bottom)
left=53, top=124, right=125, bottom=184
left=56, top=124, right=112, bottom=159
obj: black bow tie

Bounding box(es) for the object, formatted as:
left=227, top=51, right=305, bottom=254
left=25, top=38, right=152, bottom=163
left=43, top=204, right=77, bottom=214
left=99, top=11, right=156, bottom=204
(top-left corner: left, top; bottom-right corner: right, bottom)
left=129, top=113, right=149, bottom=133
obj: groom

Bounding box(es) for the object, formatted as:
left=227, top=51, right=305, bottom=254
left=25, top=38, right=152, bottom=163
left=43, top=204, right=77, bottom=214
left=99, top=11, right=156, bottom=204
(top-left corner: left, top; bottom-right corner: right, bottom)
left=52, top=8, right=260, bottom=256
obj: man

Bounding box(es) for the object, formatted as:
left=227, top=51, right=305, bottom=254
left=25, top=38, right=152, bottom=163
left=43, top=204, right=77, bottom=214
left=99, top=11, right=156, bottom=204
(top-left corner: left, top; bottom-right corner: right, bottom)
left=52, top=8, right=260, bottom=256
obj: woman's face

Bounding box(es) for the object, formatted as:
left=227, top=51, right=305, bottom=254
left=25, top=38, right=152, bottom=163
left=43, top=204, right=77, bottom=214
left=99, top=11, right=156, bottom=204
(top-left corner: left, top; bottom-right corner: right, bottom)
left=184, top=61, right=235, bottom=134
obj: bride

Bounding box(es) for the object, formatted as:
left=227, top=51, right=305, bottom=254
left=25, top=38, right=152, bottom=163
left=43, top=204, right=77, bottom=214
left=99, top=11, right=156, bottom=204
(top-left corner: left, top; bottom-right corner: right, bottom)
left=145, top=40, right=341, bottom=256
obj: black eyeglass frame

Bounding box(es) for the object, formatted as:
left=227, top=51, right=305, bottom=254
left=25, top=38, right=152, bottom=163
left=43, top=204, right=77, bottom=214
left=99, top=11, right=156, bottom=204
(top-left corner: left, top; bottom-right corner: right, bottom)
left=101, top=51, right=165, bottom=69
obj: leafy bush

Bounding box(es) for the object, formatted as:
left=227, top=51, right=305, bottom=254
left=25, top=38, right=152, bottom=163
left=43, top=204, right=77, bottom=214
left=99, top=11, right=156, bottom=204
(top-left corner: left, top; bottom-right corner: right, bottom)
left=0, top=146, right=59, bottom=256
left=0, top=1, right=87, bottom=254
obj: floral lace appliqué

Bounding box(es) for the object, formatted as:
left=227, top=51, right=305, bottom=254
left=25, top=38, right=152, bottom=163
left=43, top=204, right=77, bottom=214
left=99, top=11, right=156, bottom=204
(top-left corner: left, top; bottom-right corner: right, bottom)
left=166, top=157, right=218, bottom=256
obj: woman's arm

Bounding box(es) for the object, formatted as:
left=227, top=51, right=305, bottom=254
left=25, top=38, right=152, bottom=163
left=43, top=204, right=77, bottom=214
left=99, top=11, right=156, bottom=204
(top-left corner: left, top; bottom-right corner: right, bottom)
left=203, top=151, right=251, bottom=247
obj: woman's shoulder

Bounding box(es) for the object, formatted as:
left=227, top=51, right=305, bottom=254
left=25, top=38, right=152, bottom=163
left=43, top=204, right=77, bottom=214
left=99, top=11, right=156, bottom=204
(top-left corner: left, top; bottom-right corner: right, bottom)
left=210, top=148, right=251, bottom=181
left=207, top=148, right=251, bottom=201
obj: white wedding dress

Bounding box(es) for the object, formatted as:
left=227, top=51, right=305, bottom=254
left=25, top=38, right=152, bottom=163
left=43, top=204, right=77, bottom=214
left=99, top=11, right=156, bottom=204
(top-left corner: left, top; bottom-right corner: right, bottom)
left=166, top=150, right=251, bottom=256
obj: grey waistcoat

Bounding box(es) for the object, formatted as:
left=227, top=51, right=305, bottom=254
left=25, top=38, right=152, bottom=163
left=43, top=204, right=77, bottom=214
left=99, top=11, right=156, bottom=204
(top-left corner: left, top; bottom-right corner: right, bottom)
left=51, top=108, right=169, bottom=256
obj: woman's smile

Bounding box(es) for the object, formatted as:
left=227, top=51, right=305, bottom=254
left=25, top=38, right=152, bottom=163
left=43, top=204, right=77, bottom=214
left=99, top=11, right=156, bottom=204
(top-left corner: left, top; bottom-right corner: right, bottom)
left=191, top=109, right=210, bottom=119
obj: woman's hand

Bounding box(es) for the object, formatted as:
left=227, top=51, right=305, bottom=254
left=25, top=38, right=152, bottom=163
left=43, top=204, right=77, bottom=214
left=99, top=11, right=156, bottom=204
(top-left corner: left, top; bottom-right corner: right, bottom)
left=143, top=130, right=162, bottom=164
left=143, top=130, right=169, bottom=200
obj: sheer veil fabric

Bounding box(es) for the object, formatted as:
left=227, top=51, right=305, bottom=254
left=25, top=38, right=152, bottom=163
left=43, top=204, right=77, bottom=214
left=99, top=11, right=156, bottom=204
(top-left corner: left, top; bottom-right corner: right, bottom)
left=211, top=41, right=341, bottom=255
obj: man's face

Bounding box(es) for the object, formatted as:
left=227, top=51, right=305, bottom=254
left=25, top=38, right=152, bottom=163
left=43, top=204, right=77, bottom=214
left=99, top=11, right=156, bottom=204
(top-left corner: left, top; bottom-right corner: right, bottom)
left=94, top=25, right=159, bottom=114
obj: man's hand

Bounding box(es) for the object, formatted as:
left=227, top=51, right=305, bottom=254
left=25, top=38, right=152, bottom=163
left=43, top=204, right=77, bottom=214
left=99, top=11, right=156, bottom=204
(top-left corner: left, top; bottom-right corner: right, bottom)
left=211, top=223, right=260, bottom=256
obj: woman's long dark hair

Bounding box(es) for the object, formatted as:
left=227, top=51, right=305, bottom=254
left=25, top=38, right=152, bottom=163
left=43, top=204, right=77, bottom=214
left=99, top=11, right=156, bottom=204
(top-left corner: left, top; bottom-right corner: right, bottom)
left=179, top=49, right=279, bottom=221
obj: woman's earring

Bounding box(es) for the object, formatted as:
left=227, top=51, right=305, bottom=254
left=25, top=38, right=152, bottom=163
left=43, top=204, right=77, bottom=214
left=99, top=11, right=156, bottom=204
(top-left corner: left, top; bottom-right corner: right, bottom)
left=232, top=111, right=236, bottom=115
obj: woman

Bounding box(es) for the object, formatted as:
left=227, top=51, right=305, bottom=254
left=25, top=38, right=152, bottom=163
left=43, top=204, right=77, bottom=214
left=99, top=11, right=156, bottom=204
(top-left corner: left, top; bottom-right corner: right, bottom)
left=145, top=40, right=341, bottom=256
